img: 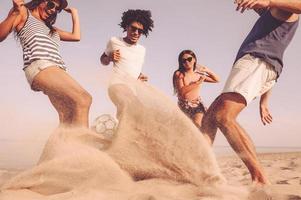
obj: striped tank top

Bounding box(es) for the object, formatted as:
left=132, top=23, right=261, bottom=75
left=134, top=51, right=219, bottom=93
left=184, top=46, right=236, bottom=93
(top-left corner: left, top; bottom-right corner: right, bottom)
left=18, top=10, right=65, bottom=69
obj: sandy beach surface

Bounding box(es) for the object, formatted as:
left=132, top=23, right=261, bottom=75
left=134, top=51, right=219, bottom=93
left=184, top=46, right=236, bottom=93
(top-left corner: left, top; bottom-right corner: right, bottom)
left=1, top=151, right=301, bottom=198
left=218, top=152, right=301, bottom=198
left=217, top=152, right=301, bottom=187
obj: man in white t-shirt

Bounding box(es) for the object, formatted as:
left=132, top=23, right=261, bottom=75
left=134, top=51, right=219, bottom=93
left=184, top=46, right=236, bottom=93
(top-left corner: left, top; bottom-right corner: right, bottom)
left=100, top=9, right=154, bottom=81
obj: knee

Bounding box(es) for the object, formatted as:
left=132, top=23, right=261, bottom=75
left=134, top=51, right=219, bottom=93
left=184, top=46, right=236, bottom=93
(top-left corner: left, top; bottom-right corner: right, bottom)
left=74, top=90, right=92, bottom=109
left=215, top=111, right=235, bottom=129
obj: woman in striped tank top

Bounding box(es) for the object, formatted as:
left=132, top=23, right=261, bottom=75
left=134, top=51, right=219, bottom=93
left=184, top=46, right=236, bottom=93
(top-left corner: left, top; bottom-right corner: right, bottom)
left=0, top=0, right=92, bottom=127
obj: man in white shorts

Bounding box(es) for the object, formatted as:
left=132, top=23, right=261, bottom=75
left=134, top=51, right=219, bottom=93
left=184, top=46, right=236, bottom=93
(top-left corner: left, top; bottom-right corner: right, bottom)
left=201, top=0, right=300, bottom=185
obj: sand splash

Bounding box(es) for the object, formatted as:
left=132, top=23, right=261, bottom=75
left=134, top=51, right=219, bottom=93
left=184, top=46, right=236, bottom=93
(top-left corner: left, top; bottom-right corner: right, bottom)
left=1, top=69, right=292, bottom=200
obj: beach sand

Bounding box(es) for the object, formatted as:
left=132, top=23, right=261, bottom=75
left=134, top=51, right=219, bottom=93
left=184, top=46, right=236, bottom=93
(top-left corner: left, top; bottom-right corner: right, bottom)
left=1, top=152, right=300, bottom=197
left=0, top=75, right=300, bottom=199
left=218, top=152, right=301, bottom=198
left=217, top=152, right=301, bottom=187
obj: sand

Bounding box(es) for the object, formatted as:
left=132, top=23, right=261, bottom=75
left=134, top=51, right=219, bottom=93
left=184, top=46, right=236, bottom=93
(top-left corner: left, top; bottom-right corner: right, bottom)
left=218, top=152, right=301, bottom=187
left=1, top=152, right=301, bottom=199
left=0, top=70, right=300, bottom=199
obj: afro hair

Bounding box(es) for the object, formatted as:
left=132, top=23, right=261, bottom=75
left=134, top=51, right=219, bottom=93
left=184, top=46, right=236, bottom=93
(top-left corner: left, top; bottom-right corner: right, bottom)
left=119, top=9, right=154, bottom=37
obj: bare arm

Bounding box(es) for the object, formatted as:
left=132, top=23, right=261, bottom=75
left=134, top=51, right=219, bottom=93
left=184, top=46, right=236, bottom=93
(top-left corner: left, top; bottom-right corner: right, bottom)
left=259, top=89, right=273, bottom=125
left=0, top=0, right=26, bottom=42
left=270, top=0, right=301, bottom=14
left=56, top=8, right=80, bottom=41
left=196, top=65, right=220, bottom=83
left=174, top=71, right=204, bottom=98
left=235, top=0, right=301, bottom=14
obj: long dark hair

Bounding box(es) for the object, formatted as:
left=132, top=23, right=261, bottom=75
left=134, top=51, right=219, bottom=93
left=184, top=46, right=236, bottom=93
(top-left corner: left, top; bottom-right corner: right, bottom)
left=172, top=50, right=197, bottom=95
left=25, top=0, right=57, bottom=34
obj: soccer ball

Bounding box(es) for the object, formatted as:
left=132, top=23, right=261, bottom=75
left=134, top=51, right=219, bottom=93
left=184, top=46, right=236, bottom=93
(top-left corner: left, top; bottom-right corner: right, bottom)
left=92, top=114, right=118, bottom=139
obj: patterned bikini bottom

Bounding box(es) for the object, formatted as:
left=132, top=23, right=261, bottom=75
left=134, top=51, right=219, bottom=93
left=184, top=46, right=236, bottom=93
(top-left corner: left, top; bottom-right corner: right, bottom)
left=178, top=97, right=207, bottom=118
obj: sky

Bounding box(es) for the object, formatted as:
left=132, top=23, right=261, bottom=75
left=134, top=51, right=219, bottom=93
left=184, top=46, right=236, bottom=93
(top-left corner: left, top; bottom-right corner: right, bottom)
left=0, top=0, right=301, bottom=168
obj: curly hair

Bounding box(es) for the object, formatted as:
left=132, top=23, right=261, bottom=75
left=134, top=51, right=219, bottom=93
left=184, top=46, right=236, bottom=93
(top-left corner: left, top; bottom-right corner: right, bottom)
left=119, top=9, right=154, bottom=37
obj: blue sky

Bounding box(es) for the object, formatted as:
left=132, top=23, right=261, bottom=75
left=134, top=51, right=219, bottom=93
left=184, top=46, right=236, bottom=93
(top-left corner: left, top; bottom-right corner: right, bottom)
left=0, top=0, right=301, bottom=168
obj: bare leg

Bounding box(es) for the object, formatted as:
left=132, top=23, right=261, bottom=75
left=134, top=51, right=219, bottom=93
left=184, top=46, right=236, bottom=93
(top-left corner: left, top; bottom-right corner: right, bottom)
left=202, top=92, right=269, bottom=184
left=193, top=112, right=204, bottom=129
left=201, top=96, right=222, bottom=144
left=32, top=66, right=92, bottom=127
left=48, top=95, right=73, bottom=125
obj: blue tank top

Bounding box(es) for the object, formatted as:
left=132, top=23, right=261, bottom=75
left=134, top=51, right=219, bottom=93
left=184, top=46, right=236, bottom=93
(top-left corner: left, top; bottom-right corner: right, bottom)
left=235, top=10, right=299, bottom=77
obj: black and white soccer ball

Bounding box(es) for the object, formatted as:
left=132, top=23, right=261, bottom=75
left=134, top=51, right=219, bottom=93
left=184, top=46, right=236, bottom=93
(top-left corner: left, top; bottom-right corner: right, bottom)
left=92, top=114, right=118, bottom=139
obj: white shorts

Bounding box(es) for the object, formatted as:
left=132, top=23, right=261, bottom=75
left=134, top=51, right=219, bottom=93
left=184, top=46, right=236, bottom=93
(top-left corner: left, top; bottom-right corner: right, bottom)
left=222, top=54, right=277, bottom=104
left=23, top=60, right=66, bottom=89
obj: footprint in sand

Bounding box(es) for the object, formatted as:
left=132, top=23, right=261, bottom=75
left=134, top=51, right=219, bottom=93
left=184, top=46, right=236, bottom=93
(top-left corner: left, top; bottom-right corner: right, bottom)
left=129, top=194, right=156, bottom=200
left=276, top=180, right=289, bottom=184
left=287, top=195, right=301, bottom=200
left=288, top=161, right=298, bottom=168
left=233, top=164, right=243, bottom=168
left=242, top=171, right=249, bottom=176
left=280, top=167, right=294, bottom=170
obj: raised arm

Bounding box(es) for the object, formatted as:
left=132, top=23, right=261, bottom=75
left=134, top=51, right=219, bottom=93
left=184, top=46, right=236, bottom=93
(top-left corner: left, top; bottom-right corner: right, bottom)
left=0, top=0, right=26, bottom=42
left=196, top=65, right=220, bottom=83
left=235, top=0, right=301, bottom=14
left=56, top=8, right=80, bottom=41
left=269, top=0, right=301, bottom=14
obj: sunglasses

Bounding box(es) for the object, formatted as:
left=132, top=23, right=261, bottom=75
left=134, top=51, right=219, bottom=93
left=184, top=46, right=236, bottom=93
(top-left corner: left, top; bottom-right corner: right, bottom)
left=46, top=1, right=60, bottom=12
left=182, top=57, right=193, bottom=63
left=129, top=25, right=144, bottom=34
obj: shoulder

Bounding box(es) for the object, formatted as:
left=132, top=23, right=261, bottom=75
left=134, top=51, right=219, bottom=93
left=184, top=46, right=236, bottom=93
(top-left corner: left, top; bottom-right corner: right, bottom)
left=136, top=44, right=146, bottom=53
left=108, top=36, right=128, bottom=45
left=108, top=36, right=119, bottom=43
left=14, top=7, right=29, bottom=31
left=136, top=43, right=145, bottom=49
left=270, top=8, right=299, bottom=22
left=174, top=70, right=184, bottom=79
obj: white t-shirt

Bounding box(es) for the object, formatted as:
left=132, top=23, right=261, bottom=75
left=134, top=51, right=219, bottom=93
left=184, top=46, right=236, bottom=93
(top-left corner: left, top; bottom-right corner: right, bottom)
left=105, top=37, right=146, bottom=79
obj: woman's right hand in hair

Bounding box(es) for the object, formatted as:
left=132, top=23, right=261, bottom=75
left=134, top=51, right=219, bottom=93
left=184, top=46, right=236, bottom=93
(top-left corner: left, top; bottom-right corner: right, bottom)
left=110, top=50, right=121, bottom=63
left=12, top=0, right=24, bottom=13
left=64, top=8, right=78, bottom=14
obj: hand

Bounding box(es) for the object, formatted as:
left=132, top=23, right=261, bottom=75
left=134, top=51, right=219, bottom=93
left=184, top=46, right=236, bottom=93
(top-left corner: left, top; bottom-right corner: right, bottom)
left=109, top=50, right=121, bottom=63
left=198, top=74, right=206, bottom=83
left=64, top=7, right=78, bottom=13
left=138, top=73, right=148, bottom=82
left=235, top=0, right=270, bottom=13
left=193, top=74, right=206, bottom=85
left=196, top=64, right=209, bottom=76
left=196, top=64, right=207, bottom=72
left=259, top=104, right=273, bottom=125
left=12, top=0, right=24, bottom=13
